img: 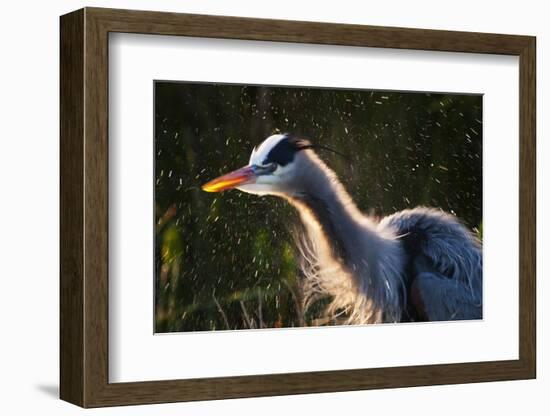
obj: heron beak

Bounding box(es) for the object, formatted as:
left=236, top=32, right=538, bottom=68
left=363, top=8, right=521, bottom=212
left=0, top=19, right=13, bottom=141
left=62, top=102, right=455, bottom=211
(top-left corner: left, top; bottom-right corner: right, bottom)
left=201, top=165, right=257, bottom=192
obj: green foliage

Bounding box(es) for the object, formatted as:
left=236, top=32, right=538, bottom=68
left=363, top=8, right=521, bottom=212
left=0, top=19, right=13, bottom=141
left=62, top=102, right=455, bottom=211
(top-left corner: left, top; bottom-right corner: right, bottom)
left=154, top=82, right=482, bottom=332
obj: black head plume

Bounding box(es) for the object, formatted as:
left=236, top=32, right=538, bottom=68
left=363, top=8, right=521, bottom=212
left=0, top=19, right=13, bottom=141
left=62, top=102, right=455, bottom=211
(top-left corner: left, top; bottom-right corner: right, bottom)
left=262, top=133, right=349, bottom=166
left=286, top=133, right=349, bottom=161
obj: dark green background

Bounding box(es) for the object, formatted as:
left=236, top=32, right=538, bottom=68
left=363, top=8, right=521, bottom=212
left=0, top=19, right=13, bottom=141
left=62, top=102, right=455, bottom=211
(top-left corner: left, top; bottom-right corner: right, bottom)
left=154, top=82, right=482, bottom=332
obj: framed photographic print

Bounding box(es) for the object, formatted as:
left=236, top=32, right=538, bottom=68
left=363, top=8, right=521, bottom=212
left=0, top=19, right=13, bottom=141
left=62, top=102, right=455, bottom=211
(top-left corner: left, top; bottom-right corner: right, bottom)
left=60, top=7, right=536, bottom=407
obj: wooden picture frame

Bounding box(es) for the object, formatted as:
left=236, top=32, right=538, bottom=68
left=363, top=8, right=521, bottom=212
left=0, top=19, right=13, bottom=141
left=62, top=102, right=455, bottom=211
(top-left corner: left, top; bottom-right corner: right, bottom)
left=60, top=7, right=536, bottom=408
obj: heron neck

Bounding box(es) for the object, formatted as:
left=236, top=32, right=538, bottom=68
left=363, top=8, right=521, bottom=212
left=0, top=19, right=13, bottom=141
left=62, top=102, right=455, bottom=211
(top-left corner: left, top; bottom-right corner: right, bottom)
left=286, top=154, right=374, bottom=263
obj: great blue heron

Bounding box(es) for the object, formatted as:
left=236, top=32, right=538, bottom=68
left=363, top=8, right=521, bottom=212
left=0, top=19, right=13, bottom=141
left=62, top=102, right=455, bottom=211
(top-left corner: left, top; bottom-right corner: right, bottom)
left=202, top=133, right=482, bottom=324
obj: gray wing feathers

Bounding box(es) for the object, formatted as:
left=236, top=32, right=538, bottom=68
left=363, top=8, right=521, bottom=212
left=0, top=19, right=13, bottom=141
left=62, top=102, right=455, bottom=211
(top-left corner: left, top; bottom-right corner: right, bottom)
left=380, top=207, right=483, bottom=321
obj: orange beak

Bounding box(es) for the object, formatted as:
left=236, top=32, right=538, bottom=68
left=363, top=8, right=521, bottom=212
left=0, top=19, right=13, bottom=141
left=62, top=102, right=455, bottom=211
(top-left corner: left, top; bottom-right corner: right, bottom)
left=201, top=165, right=257, bottom=193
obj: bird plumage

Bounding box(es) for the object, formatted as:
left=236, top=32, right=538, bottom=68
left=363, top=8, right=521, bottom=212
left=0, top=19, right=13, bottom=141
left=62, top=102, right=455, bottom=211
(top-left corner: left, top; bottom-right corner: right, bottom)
left=290, top=150, right=482, bottom=324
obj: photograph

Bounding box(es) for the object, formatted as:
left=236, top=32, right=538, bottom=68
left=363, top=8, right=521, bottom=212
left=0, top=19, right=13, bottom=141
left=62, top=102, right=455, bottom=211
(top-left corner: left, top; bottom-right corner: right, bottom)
left=154, top=81, right=483, bottom=333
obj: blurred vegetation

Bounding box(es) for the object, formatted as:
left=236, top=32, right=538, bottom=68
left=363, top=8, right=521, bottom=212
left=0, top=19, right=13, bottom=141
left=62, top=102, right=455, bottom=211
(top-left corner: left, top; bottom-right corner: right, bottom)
left=154, top=82, right=482, bottom=332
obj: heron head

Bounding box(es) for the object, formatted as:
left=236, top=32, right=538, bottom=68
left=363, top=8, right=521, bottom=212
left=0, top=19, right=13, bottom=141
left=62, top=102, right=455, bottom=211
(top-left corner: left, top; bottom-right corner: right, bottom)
left=202, top=133, right=311, bottom=196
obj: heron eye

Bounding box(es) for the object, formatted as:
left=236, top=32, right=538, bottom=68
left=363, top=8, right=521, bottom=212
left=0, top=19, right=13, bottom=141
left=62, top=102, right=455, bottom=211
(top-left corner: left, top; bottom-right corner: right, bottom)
left=254, top=162, right=277, bottom=175
left=264, top=162, right=277, bottom=173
